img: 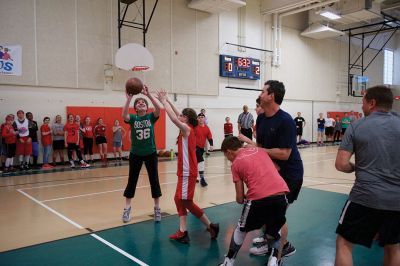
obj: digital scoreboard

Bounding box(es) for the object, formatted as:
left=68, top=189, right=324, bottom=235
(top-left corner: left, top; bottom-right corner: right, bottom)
left=219, top=54, right=260, bottom=80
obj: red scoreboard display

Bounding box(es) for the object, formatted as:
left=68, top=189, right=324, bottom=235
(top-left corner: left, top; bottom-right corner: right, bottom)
left=219, top=54, right=260, bottom=80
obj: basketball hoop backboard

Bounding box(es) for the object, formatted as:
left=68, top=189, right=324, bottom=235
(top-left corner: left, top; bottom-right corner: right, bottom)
left=115, top=43, right=154, bottom=71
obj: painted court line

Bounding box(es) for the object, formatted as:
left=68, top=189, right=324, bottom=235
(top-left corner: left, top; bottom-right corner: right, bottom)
left=40, top=174, right=231, bottom=203
left=17, top=189, right=148, bottom=266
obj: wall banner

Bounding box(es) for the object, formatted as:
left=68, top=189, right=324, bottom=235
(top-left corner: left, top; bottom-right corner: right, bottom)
left=0, top=44, right=22, bottom=76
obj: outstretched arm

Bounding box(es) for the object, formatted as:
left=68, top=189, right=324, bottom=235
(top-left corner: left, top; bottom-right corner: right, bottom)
left=166, top=97, right=180, bottom=117
left=156, top=90, right=190, bottom=136
left=122, top=93, right=134, bottom=122
left=142, top=85, right=161, bottom=118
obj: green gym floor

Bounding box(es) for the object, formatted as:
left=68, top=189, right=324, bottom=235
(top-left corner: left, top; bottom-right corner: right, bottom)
left=0, top=188, right=382, bottom=266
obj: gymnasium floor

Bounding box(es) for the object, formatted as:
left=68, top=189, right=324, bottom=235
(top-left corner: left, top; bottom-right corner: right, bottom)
left=0, top=145, right=383, bottom=265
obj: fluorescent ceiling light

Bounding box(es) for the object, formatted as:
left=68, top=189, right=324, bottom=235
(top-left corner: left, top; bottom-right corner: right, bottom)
left=320, top=10, right=341, bottom=20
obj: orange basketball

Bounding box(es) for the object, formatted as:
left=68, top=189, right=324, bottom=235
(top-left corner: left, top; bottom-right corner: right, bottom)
left=125, top=77, right=143, bottom=95
left=164, top=150, right=171, bottom=157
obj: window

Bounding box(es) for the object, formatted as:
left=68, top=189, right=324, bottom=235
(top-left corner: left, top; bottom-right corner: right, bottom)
left=383, top=49, right=394, bottom=85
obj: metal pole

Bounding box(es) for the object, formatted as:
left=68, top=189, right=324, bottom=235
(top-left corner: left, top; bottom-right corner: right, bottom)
left=143, top=0, right=146, bottom=47
left=118, top=0, right=121, bottom=48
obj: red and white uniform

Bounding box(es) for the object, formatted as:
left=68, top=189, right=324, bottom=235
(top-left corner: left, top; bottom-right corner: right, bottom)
left=40, top=124, right=52, bottom=146
left=94, top=124, right=106, bottom=137
left=195, top=125, right=212, bottom=148
left=14, top=119, right=32, bottom=155
left=2, top=124, right=17, bottom=144
left=224, top=122, right=233, bottom=135
left=64, top=123, right=79, bottom=144
left=176, top=126, right=197, bottom=200
left=83, top=125, right=94, bottom=138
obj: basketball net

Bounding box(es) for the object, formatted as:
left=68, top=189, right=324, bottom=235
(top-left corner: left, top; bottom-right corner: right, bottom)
left=131, top=66, right=150, bottom=84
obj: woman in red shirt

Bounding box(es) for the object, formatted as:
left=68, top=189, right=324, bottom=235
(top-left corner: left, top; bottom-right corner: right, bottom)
left=64, top=114, right=89, bottom=168
left=82, top=116, right=94, bottom=164
left=40, top=117, right=53, bottom=169
left=1, top=115, right=17, bottom=173
left=94, top=117, right=108, bottom=167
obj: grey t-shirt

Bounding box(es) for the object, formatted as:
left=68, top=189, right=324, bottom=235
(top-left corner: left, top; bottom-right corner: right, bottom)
left=52, top=123, right=65, bottom=141
left=113, top=127, right=122, bottom=142
left=339, top=111, right=400, bottom=211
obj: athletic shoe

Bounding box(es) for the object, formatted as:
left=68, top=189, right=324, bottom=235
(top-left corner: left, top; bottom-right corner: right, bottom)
left=267, top=256, right=280, bottom=266
left=70, top=161, right=75, bottom=168
left=249, top=241, right=270, bottom=256
left=218, top=257, right=234, bottom=266
left=207, top=223, right=219, bottom=239
left=80, top=162, right=90, bottom=168
left=282, top=242, right=296, bottom=257
left=169, top=230, right=190, bottom=244
left=122, top=206, right=131, bottom=223
left=154, top=207, right=161, bottom=222
left=200, top=178, right=208, bottom=187
left=252, top=234, right=266, bottom=245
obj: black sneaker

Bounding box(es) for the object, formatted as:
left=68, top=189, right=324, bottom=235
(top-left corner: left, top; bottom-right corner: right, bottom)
left=282, top=242, right=296, bottom=257
left=200, top=178, right=208, bottom=187
left=169, top=230, right=190, bottom=244
left=207, top=223, right=219, bottom=239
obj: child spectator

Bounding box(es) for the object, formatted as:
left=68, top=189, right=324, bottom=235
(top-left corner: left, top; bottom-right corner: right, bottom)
left=40, top=117, right=53, bottom=169
left=224, top=117, right=233, bottom=138
left=82, top=116, right=94, bottom=164
left=156, top=90, right=219, bottom=243
left=219, top=136, right=289, bottom=266
left=13, top=110, right=32, bottom=170
left=317, top=113, right=325, bottom=146
left=2, top=115, right=17, bottom=174
left=112, top=119, right=126, bottom=166
left=333, top=115, right=342, bottom=145
left=64, top=114, right=89, bottom=168
left=26, top=112, right=39, bottom=169
left=94, top=118, right=108, bottom=167
left=195, top=113, right=214, bottom=187
left=52, top=115, right=65, bottom=166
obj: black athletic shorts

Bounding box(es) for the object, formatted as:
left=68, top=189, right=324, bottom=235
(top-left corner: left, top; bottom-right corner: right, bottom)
left=325, top=127, right=334, bottom=136
left=95, top=136, right=107, bottom=145
left=196, top=147, right=204, bottom=163
left=6, top=143, right=16, bottom=158
left=336, top=200, right=400, bottom=247
left=341, top=128, right=347, bottom=135
left=296, top=127, right=303, bottom=136
left=53, top=140, right=65, bottom=150
left=239, top=195, right=288, bottom=240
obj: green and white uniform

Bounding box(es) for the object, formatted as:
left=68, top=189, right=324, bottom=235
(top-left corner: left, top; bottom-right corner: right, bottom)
left=129, top=112, right=158, bottom=156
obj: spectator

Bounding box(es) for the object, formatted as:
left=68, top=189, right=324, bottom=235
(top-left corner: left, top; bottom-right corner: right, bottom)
left=293, top=112, right=306, bottom=144
left=40, top=117, right=53, bottom=169
left=238, top=105, right=254, bottom=140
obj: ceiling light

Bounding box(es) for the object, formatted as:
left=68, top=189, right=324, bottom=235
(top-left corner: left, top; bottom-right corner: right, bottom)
left=320, top=10, right=341, bottom=20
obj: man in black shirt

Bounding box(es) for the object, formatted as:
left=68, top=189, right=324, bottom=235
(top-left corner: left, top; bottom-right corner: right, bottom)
left=293, top=112, right=306, bottom=144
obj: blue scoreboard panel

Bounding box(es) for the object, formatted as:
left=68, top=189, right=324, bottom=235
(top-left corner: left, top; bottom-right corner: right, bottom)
left=219, top=54, right=260, bottom=80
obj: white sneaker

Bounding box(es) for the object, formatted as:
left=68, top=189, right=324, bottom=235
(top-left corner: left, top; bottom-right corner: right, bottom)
left=267, top=256, right=279, bottom=266
left=122, top=206, right=131, bottom=223
left=249, top=241, right=269, bottom=256
left=80, top=162, right=90, bottom=168
left=252, top=234, right=266, bottom=245
left=218, top=256, right=234, bottom=266
left=154, top=207, right=161, bottom=222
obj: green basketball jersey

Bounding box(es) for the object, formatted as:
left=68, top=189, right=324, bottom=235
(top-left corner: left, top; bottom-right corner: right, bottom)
left=129, top=112, right=158, bottom=156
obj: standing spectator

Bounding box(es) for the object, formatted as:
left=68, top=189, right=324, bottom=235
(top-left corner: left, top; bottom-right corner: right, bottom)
left=317, top=113, right=325, bottom=146
left=52, top=115, right=65, bottom=166
left=324, top=113, right=335, bottom=144
left=334, top=85, right=400, bottom=265
left=224, top=117, right=233, bottom=138
left=200, top=108, right=210, bottom=156
left=156, top=90, right=219, bottom=243
left=250, top=80, right=303, bottom=259
left=121, top=86, right=162, bottom=223
left=26, top=112, right=39, bottom=169
left=237, top=105, right=254, bottom=140
left=94, top=118, right=108, bottom=167
left=82, top=116, right=94, bottom=164
left=1, top=118, right=7, bottom=171
left=341, top=113, right=351, bottom=135
left=13, top=110, right=32, bottom=170
left=349, top=110, right=357, bottom=123
left=1, top=115, right=17, bottom=174
left=358, top=112, right=363, bottom=120
left=75, top=115, right=84, bottom=151
left=333, top=115, right=342, bottom=145
left=195, top=113, right=214, bottom=187
left=112, top=119, right=126, bottom=166
left=40, top=117, right=53, bottom=169
left=293, top=112, right=306, bottom=144
left=64, top=114, right=89, bottom=168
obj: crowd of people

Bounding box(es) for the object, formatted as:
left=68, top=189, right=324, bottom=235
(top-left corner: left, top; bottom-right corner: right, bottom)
left=0, top=111, right=127, bottom=174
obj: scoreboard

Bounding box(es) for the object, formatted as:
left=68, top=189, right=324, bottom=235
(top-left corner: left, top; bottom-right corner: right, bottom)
left=219, top=54, right=260, bottom=80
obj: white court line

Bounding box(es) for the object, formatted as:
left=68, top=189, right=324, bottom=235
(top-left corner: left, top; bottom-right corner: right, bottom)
left=40, top=174, right=231, bottom=203
left=303, top=158, right=335, bottom=165
left=17, top=189, right=148, bottom=266
left=305, top=179, right=352, bottom=188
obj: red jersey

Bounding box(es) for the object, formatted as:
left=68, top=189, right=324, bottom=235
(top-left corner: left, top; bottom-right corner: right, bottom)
left=1, top=124, right=17, bottom=144
left=40, top=124, right=52, bottom=146
left=83, top=125, right=94, bottom=138
left=231, top=148, right=289, bottom=200
left=176, top=126, right=197, bottom=200
left=94, top=124, right=106, bottom=137
left=195, top=125, right=212, bottom=148
left=64, top=123, right=79, bottom=144
left=224, top=122, right=233, bottom=135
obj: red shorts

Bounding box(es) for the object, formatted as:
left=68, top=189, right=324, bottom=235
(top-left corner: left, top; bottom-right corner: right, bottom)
left=175, top=175, right=196, bottom=200
left=16, top=136, right=32, bottom=156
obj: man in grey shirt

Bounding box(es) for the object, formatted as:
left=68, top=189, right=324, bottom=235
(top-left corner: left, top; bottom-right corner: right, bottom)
left=335, top=85, right=400, bottom=265
left=237, top=105, right=254, bottom=140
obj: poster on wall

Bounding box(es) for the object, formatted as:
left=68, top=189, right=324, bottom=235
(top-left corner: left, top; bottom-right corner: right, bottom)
left=0, top=44, right=22, bottom=76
